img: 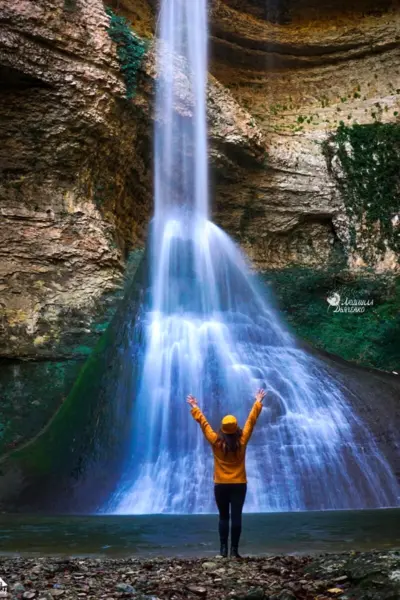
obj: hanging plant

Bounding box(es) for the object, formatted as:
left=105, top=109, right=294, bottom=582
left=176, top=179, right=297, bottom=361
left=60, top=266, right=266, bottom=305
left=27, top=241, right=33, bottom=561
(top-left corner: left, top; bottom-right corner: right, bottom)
left=323, top=122, right=400, bottom=259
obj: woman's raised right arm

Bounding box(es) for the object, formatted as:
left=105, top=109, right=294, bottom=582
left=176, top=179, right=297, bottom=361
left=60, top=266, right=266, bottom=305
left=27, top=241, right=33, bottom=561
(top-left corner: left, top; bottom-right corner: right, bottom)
left=187, top=395, right=218, bottom=445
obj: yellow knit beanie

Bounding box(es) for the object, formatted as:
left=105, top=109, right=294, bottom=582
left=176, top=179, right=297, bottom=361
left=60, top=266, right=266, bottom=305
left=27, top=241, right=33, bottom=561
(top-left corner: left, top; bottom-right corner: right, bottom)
left=221, top=414, right=238, bottom=434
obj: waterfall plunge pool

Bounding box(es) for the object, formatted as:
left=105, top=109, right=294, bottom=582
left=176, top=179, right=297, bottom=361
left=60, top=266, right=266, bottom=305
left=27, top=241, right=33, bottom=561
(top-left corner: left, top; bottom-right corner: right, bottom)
left=0, top=509, right=399, bottom=558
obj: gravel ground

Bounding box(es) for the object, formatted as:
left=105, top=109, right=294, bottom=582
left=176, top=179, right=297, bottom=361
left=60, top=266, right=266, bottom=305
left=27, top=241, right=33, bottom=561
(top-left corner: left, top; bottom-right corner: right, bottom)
left=0, top=551, right=399, bottom=600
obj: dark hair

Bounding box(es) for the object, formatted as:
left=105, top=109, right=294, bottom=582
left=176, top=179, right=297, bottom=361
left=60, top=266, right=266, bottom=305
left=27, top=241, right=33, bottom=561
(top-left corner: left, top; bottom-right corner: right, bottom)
left=216, top=428, right=243, bottom=455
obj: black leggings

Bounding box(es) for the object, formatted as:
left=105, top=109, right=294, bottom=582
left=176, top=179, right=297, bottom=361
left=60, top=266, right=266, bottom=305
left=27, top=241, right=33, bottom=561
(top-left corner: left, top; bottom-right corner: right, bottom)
left=214, top=483, right=247, bottom=547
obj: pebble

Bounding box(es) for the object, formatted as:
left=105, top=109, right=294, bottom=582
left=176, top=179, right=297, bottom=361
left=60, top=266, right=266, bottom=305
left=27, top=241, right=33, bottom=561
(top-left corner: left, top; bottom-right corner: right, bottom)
left=115, top=583, right=137, bottom=595
left=201, top=561, right=218, bottom=571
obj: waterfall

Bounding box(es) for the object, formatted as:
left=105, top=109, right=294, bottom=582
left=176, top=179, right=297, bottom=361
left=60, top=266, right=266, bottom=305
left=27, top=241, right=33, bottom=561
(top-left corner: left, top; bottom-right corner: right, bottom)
left=105, top=0, right=399, bottom=514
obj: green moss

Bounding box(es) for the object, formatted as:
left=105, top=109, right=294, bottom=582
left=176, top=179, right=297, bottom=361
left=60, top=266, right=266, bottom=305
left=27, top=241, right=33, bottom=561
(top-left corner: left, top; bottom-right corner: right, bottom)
left=0, top=252, right=148, bottom=513
left=106, top=8, right=147, bottom=99
left=320, top=96, right=329, bottom=108
left=0, top=359, right=84, bottom=455
left=323, top=122, right=400, bottom=259
left=63, top=0, right=77, bottom=11
left=263, top=266, right=400, bottom=372
left=11, top=332, right=112, bottom=474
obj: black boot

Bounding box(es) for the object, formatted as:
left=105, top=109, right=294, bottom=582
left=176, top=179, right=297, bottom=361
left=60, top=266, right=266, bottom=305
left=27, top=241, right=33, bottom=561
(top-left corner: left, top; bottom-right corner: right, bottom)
left=219, top=543, right=228, bottom=558
left=230, top=545, right=242, bottom=559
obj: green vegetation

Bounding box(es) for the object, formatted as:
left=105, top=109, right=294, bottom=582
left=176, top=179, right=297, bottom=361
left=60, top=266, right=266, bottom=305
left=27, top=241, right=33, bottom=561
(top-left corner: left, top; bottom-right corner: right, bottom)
left=93, top=180, right=117, bottom=208
left=323, top=122, right=400, bottom=259
left=0, top=250, right=144, bottom=459
left=320, top=95, right=329, bottom=108
left=0, top=359, right=84, bottom=455
left=269, top=103, right=290, bottom=116
left=63, top=0, right=77, bottom=11
left=263, top=266, right=400, bottom=372
left=106, top=8, right=147, bottom=99
left=1, top=251, right=147, bottom=500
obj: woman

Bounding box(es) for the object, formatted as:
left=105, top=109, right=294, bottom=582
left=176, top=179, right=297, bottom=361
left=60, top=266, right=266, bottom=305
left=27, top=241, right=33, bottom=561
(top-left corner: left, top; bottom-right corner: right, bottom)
left=187, top=389, right=266, bottom=559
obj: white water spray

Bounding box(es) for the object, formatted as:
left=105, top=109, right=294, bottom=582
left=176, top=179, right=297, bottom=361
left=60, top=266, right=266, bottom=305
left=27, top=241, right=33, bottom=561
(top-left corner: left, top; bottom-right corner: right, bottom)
left=106, top=0, right=399, bottom=514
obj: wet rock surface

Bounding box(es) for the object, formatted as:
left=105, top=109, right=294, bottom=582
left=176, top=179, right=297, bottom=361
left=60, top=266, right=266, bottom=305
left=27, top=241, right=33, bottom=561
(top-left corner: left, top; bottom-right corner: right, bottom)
left=0, top=551, right=398, bottom=600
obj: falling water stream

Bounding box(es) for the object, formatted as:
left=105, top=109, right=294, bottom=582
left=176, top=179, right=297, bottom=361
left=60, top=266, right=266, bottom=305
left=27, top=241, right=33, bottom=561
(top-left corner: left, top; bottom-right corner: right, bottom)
left=105, top=0, right=399, bottom=514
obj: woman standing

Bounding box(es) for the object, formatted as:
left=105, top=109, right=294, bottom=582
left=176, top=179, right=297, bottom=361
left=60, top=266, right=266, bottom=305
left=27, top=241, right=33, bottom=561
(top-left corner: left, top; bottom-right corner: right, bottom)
left=187, top=389, right=266, bottom=558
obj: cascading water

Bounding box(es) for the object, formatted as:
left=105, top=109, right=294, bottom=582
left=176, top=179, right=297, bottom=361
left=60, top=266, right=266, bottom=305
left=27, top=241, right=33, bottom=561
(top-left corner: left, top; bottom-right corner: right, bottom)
left=105, top=0, right=399, bottom=514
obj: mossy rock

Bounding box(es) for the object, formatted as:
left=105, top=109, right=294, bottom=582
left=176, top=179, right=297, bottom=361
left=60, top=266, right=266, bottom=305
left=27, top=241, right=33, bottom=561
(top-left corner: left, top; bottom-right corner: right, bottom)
left=262, top=266, right=400, bottom=372
left=0, top=252, right=149, bottom=513
left=323, top=122, right=400, bottom=261
left=106, top=8, right=147, bottom=99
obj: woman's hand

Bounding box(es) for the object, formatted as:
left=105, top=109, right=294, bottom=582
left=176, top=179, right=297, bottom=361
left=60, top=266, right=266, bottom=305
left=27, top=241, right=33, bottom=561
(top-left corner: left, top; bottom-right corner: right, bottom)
left=187, top=394, right=198, bottom=409
left=255, top=389, right=266, bottom=404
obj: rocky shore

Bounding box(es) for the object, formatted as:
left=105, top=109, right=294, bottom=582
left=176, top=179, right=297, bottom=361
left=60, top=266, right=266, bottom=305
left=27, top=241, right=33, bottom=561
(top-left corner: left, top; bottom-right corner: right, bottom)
left=0, top=551, right=399, bottom=600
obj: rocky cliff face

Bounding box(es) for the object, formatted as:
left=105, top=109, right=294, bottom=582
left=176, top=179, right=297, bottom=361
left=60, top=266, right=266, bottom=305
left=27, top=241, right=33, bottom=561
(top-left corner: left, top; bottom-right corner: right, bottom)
left=210, top=0, right=400, bottom=270
left=0, top=0, right=265, bottom=449
left=0, top=0, right=399, bottom=450
left=0, top=0, right=150, bottom=361
left=0, top=0, right=264, bottom=363
left=2, top=0, right=398, bottom=363
left=109, top=0, right=400, bottom=271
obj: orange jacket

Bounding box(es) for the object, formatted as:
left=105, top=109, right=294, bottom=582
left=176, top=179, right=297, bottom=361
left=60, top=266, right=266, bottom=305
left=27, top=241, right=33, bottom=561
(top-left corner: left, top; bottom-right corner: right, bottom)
left=190, top=400, right=263, bottom=484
